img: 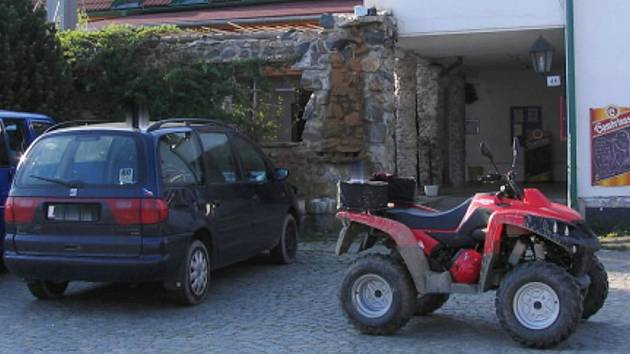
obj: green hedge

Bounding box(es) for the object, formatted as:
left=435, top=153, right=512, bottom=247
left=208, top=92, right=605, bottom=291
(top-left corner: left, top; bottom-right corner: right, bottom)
left=58, top=25, right=276, bottom=140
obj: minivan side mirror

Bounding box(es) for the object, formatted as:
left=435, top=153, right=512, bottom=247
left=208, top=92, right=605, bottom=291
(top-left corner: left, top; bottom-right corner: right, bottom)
left=274, top=167, right=289, bottom=181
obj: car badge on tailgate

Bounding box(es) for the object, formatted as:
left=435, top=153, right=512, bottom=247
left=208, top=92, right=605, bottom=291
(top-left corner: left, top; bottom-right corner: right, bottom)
left=69, top=188, right=78, bottom=197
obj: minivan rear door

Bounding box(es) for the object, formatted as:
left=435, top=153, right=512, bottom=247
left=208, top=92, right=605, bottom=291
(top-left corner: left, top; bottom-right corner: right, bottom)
left=155, top=130, right=209, bottom=247
left=10, top=132, right=145, bottom=257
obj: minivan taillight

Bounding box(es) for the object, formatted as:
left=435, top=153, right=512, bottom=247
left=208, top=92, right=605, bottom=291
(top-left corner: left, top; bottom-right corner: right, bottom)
left=106, top=198, right=168, bottom=225
left=141, top=199, right=169, bottom=224
left=4, top=197, right=39, bottom=224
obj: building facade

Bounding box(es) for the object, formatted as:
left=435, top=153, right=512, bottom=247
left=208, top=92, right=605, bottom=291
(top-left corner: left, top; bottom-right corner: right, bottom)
left=366, top=0, right=630, bottom=227
left=51, top=0, right=629, bottom=228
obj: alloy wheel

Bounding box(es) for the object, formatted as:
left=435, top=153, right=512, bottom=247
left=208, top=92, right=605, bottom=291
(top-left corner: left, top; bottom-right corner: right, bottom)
left=351, top=274, right=394, bottom=318
left=189, top=248, right=208, bottom=296
left=513, top=282, right=560, bottom=330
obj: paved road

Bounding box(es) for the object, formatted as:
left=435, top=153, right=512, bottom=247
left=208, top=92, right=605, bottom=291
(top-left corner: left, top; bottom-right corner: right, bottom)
left=0, top=242, right=629, bottom=353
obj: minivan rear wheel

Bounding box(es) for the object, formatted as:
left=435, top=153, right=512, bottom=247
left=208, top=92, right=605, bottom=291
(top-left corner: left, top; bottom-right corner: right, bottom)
left=172, top=240, right=210, bottom=306
left=270, top=214, right=298, bottom=264
left=27, top=280, right=69, bottom=300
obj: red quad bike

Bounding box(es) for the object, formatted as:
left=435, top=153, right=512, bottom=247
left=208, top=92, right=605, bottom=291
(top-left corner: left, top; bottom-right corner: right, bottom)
left=335, top=140, right=608, bottom=348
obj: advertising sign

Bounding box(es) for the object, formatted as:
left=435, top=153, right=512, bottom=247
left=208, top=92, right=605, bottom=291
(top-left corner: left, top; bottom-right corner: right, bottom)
left=591, top=105, right=630, bottom=186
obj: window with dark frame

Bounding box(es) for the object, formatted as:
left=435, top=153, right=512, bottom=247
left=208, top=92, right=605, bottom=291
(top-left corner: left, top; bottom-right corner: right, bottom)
left=510, top=106, right=542, bottom=146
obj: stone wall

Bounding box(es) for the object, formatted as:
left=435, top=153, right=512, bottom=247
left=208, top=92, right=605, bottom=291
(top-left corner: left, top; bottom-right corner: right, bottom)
left=412, top=58, right=466, bottom=187
left=146, top=15, right=399, bottom=205
left=394, top=51, right=418, bottom=179
left=390, top=52, right=468, bottom=189
left=140, top=15, right=468, bottom=230
left=295, top=14, right=398, bottom=186
left=415, top=60, right=443, bottom=185
left=147, top=31, right=317, bottom=66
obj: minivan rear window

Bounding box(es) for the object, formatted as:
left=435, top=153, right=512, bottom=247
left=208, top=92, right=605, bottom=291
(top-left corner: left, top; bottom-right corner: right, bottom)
left=16, top=133, right=141, bottom=187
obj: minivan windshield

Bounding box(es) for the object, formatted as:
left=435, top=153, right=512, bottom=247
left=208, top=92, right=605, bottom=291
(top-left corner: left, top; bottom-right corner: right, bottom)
left=16, top=133, right=141, bottom=187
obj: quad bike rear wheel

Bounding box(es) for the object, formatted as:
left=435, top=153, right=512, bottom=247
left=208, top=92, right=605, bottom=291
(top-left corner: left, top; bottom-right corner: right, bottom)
left=582, top=255, right=608, bottom=319
left=414, top=293, right=449, bottom=316
left=340, top=254, right=417, bottom=335
left=496, top=261, right=583, bottom=348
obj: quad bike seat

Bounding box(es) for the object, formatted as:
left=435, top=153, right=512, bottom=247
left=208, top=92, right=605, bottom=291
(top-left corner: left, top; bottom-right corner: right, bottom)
left=386, top=198, right=472, bottom=231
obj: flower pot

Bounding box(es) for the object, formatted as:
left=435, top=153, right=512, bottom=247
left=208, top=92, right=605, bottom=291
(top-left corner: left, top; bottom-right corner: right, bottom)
left=423, top=184, right=440, bottom=197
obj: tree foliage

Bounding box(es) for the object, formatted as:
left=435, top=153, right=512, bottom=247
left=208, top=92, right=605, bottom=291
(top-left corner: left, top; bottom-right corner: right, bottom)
left=0, top=0, right=70, bottom=116
left=59, top=25, right=276, bottom=140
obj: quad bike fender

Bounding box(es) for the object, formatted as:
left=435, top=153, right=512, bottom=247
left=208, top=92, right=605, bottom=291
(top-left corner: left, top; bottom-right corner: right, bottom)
left=478, top=210, right=597, bottom=291
left=336, top=211, right=432, bottom=293
left=484, top=210, right=598, bottom=255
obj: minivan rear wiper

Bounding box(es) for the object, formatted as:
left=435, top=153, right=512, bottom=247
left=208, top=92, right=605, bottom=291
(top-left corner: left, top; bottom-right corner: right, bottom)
left=29, top=175, right=84, bottom=188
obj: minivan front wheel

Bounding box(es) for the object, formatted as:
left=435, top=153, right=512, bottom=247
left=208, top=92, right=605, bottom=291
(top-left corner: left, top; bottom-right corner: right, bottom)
left=27, top=280, right=69, bottom=300
left=270, top=214, right=298, bottom=264
left=172, top=240, right=210, bottom=305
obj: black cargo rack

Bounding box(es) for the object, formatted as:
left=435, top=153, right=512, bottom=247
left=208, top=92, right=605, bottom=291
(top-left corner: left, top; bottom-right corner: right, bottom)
left=44, top=120, right=118, bottom=134
left=146, top=118, right=236, bottom=132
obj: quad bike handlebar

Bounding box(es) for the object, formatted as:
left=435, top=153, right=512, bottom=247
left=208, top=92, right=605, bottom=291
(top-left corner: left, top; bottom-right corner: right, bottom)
left=479, top=140, right=524, bottom=200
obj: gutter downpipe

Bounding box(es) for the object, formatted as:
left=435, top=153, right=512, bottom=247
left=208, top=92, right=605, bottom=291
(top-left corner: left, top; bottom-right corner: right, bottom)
left=565, top=0, right=578, bottom=209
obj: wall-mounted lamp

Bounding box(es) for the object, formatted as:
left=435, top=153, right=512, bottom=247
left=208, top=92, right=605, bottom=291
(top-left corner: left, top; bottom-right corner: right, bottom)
left=529, top=35, right=554, bottom=74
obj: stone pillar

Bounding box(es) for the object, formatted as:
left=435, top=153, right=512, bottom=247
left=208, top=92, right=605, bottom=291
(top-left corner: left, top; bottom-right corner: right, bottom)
left=447, top=70, right=466, bottom=187
left=394, top=50, right=418, bottom=179
left=416, top=61, right=443, bottom=186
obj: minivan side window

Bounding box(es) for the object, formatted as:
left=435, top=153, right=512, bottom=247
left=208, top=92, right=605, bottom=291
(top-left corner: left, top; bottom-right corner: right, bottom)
left=3, top=119, right=29, bottom=158
left=233, top=136, right=269, bottom=183
left=198, top=132, right=239, bottom=183
left=159, top=132, right=204, bottom=185
left=31, top=121, right=53, bottom=136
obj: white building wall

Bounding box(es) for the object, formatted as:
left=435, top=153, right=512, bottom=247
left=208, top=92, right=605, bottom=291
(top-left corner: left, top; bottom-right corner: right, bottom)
left=364, top=0, right=565, bottom=36
left=465, top=69, right=566, bottom=181
left=574, top=0, right=630, bottom=200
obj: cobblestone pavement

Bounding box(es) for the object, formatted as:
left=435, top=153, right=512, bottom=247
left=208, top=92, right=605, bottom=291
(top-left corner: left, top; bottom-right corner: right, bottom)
left=1, top=242, right=629, bottom=353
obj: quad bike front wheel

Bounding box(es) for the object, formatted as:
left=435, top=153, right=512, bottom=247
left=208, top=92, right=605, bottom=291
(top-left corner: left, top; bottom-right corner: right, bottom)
left=496, top=261, right=583, bottom=348
left=582, top=255, right=609, bottom=319
left=340, top=254, right=417, bottom=335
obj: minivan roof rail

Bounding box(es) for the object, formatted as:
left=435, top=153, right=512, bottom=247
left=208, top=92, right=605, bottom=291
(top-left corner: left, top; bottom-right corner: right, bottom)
left=44, top=120, right=118, bottom=134
left=146, top=118, right=236, bottom=132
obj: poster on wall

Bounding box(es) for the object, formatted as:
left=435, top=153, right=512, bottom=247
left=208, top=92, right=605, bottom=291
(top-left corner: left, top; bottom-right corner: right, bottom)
left=591, top=105, right=630, bottom=186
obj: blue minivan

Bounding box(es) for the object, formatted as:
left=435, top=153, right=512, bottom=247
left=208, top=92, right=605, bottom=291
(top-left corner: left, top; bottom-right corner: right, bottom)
left=0, top=110, right=55, bottom=268
left=3, top=118, right=299, bottom=305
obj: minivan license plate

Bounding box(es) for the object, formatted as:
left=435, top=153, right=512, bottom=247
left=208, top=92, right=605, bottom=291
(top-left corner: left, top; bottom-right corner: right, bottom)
left=46, top=203, right=100, bottom=222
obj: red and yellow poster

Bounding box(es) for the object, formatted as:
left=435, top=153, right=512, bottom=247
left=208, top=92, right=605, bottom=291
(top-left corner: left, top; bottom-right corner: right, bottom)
left=591, top=105, right=630, bottom=186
